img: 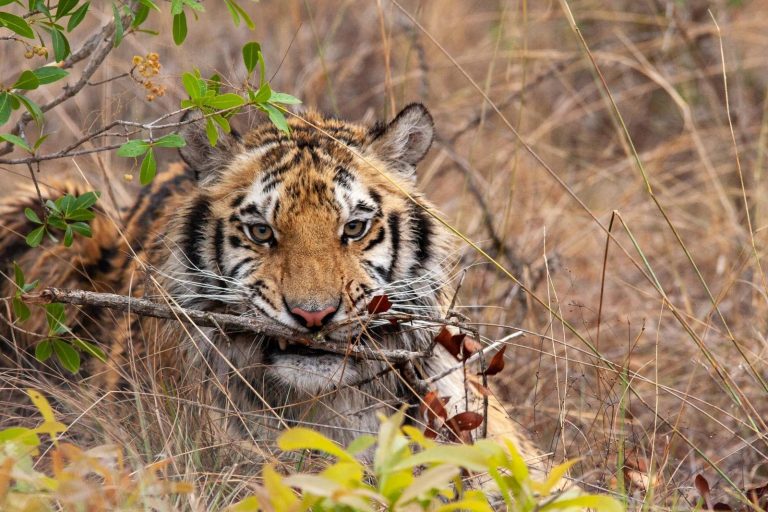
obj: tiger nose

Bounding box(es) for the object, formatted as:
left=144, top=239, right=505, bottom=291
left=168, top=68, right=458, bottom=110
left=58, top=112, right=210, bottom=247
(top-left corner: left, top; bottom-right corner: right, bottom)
left=289, top=305, right=337, bottom=329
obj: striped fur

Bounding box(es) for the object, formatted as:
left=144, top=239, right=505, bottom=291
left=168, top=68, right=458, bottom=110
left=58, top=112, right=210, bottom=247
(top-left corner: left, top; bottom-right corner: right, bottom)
left=0, top=104, right=542, bottom=469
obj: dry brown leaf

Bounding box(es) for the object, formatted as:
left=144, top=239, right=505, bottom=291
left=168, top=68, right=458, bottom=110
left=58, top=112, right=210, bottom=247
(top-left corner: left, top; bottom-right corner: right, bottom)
left=367, top=295, right=392, bottom=314
left=481, top=345, right=507, bottom=376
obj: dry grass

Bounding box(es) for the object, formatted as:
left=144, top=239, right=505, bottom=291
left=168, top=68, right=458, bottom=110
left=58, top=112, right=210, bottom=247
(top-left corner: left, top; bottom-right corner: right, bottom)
left=2, top=0, right=768, bottom=509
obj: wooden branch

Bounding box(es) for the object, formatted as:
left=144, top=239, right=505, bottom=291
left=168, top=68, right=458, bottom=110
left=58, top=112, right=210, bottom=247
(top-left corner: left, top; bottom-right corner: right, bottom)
left=22, top=287, right=428, bottom=365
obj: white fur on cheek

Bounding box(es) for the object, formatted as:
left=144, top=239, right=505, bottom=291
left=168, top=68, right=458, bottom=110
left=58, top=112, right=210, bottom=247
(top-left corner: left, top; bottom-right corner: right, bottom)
left=267, top=354, right=360, bottom=394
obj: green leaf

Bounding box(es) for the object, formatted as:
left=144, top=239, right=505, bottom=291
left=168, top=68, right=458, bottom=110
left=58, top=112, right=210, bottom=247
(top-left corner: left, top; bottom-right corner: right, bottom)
left=172, top=11, right=187, bottom=45
left=45, top=303, right=67, bottom=335
left=117, top=139, right=150, bottom=157
left=242, top=41, right=261, bottom=75
left=112, top=2, right=124, bottom=47
left=138, top=0, right=160, bottom=11
left=0, top=93, right=11, bottom=125
left=24, top=207, right=42, bottom=224
left=140, top=147, right=156, bottom=185
left=278, top=427, right=355, bottom=463
left=262, top=103, right=290, bottom=134
left=224, top=0, right=254, bottom=30
left=69, top=221, right=92, bottom=237
left=55, top=0, right=79, bottom=20
left=67, top=2, right=90, bottom=32
left=0, top=427, right=40, bottom=448
left=13, top=70, right=40, bottom=91
left=33, top=66, right=69, bottom=85
left=72, top=338, right=107, bottom=362
left=269, top=92, right=302, bottom=105
left=182, top=72, right=204, bottom=99
left=26, top=226, right=45, bottom=247
left=35, top=340, right=53, bottom=362
left=16, top=95, right=43, bottom=125
left=13, top=297, right=31, bottom=322
left=66, top=209, right=95, bottom=221
left=204, top=93, right=245, bottom=111
left=346, top=434, right=376, bottom=455
left=50, top=28, right=71, bottom=62
left=154, top=133, right=186, bottom=148
left=53, top=339, right=80, bottom=373
left=132, top=2, right=149, bottom=28
left=13, top=261, right=25, bottom=288
left=205, top=117, right=218, bottom=146
left=33, top=134, right=49, bottom=150
left=212, top=113, right=230, bottom=133
left=63, top=225, right=73, bottom=246
left=250, top=82, right=271, bottom=104
left=170, top=0, right=184, bottom=15
left=1, top=134, right=32, bottom=152
left=0, top=12, right=35, bottom=39
left=73, top=191, right=99, bottom=210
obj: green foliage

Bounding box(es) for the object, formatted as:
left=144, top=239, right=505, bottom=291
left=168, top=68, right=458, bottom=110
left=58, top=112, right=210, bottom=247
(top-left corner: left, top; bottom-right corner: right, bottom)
left=11, top=264, right=106, bottom=373
left=229, top=411, right=624, bottom=512
left=11, top=261, right=38, bottom=322
left=117, top=133, right=186, bottom=185
left=24, top=191, right=100, bottom=248
left=0, top=389, right=190, bottom=510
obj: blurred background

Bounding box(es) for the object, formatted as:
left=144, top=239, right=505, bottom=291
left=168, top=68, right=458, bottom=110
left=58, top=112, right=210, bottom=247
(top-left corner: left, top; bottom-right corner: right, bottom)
left=2, top=0, right=768, bottom=505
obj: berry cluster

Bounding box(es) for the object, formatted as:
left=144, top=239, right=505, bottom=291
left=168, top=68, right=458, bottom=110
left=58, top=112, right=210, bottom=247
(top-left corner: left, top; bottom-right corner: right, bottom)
left=23, top=45, right=48, bottom=59
left=131, top=53, right=166, bottom=101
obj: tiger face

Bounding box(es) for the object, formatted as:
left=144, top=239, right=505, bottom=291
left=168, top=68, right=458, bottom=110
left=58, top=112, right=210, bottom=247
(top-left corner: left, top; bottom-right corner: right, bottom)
left=168, top=104, right=445, bottom=394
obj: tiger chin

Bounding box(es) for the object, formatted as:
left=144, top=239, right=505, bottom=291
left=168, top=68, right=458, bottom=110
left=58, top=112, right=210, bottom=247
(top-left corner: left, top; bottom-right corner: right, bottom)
left=0, top=104, right=543, bottom=471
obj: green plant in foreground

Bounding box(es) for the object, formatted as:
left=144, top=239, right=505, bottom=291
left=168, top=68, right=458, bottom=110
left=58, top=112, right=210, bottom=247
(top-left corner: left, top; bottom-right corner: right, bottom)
left=0, top=389, right=191, bottom=511
left=230, top=410, right=624, bottom=512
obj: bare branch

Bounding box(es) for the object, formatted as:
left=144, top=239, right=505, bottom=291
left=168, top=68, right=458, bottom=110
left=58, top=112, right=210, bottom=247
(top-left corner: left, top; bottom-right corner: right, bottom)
left=23, top=287, right=430, bottom=364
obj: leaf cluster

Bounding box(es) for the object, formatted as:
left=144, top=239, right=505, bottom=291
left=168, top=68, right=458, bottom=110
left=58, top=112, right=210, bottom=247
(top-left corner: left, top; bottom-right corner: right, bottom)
left=24, top=191, right=99, bottom=248
left=0, top=389, right=191, bottom=511
left=229, top=411, right=624, bottom=512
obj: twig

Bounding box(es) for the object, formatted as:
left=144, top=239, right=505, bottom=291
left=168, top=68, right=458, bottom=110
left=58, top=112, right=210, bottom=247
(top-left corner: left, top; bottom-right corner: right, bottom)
left=23, top=287, right=432, bottom=364
left=0, top=8, right=137, bottom=157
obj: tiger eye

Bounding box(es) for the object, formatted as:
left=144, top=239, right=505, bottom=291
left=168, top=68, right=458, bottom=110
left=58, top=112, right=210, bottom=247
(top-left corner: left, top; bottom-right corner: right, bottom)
left=245, top=223, right=274, bottom=244
left=343, top=219, right=368, bottom=239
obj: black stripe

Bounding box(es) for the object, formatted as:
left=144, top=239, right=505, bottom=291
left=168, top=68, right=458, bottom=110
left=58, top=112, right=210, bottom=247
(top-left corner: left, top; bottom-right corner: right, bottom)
left=229, top=257, right=254, bottom=277
left=363, top=261, right=388, bottom=282
left=240, top=204, right=261, bottom=216
left=214, top=220, right=224, bottom=272
left=230, top=194, right=246, bottom=208
left=333, top=167, right=355, bottom=188
left=369, top=189, right=382, bottom=208
left=183, top=196, right=211, bottom=270
left=228, top=235, right=243, bottom=248
left=409, top=203, right=433, bottom=264
left=387, top=213, right=400, bottom=282
left=362, top=227, right=385, bottom=252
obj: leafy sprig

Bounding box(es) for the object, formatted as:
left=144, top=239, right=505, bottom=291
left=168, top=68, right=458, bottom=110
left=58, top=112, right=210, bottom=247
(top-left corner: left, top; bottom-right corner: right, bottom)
left=24, top=191, right=100, bottom=248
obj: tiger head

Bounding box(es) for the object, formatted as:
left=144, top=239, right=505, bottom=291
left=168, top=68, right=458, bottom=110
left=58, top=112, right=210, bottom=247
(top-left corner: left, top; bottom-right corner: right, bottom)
left=166, top=104, right=449, bottom=394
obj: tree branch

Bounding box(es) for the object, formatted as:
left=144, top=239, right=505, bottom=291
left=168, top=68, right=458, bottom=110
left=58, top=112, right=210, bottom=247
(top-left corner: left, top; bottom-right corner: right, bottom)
left=23, top=287, right=429, bottom=364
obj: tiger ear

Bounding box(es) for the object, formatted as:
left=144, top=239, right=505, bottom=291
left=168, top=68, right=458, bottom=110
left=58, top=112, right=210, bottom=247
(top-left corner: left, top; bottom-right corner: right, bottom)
left=178, top=113, right=243, bottom=184
left=368, top=103, right=434, bottom=176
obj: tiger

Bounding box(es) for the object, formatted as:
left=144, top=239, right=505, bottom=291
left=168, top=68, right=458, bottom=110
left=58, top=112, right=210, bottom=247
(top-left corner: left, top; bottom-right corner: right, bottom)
left=0, top=104, right=542, bottom=470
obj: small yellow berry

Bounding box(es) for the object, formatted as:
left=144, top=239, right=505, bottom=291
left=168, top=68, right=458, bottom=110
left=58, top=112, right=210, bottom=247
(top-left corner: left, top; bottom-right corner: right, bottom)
left=124, top=174, right=134, bottom=182
left=132, top=56, right=143, bottom=65
left=146, top=94, right=155, bottom=101
left=24, top=50, right=34, bottom=59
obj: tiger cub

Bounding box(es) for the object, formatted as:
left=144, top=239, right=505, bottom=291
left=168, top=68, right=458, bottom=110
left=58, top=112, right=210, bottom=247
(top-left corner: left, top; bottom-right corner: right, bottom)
left=0, top=104, right=542, bottom=468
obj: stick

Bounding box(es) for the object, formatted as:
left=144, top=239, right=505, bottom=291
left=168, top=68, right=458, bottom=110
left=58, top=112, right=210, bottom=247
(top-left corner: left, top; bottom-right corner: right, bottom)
left=22, top=287, right=429, bottom=364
